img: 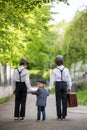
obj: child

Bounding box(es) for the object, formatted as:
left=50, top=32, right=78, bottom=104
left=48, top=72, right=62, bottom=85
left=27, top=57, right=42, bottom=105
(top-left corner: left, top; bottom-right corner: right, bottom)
left=30, top=79, right=49, bottom=121
left=49, top=55, right=72, bottom=120
left=12, top=58, right=31, bottom=121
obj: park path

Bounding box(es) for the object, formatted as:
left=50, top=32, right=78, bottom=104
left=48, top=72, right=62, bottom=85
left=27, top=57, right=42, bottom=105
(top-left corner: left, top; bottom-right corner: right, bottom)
left=0, top=94, right=87, bottom=130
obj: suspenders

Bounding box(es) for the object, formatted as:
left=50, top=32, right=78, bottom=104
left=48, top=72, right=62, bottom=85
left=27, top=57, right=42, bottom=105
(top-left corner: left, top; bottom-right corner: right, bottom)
left=17, top=68, right=25, bottom=82
left=57, top=67, right=65, bottom=81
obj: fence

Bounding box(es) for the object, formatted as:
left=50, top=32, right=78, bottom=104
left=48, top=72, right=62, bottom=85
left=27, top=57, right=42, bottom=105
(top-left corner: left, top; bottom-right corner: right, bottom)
left=0, top=63, right=13, bottom=98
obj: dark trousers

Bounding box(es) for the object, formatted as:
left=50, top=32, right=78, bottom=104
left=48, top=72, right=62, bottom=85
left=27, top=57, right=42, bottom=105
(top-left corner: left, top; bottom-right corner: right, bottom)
left=14, top=82, right=27, bottom=118
left=37, top=106, right=46, bottom=120
left=55, top=81, right=67, bottom=118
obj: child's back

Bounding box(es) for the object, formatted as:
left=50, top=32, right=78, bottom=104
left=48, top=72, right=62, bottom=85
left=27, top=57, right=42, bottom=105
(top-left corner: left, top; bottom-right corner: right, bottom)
left=35, top=87, right=49, bottom=107
left=31, top=79, right=49, bottom=121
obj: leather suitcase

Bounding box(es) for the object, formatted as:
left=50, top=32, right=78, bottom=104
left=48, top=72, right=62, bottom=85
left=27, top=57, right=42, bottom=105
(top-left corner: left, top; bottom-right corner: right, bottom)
left=67, top=93, right=78, bottom=107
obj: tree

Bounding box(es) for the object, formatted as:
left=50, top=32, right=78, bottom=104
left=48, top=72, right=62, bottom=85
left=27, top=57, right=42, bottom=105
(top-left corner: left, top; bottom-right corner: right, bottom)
left=23, top=5, right=57, bottom=69
left=61, top=8, right=87, bottom=68
left=0, top=0, right=69, bottom=68
left=0, top=1, right=57, bottom=68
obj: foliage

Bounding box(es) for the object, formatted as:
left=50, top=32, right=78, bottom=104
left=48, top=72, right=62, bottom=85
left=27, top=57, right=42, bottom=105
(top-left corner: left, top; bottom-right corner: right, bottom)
left=0, top=0, right=76, bottom=70
left=77, top=89, right=87, bottom=106
left=77, top=80, right=87, bottom=90
left=23, top=5, right=57, bottom=69
left=0, top=96, right=11, bottom=104
left=0, top=0, right=68, bottom=30
left=0, top=0, right=58, bottom=68
left=61, top=9, right=87, bottom=68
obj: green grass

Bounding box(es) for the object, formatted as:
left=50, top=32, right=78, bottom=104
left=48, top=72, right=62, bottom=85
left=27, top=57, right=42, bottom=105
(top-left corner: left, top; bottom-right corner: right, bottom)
left=77, top=89, right=87, bottom=106
left=0, top=96, right=11, bottom=104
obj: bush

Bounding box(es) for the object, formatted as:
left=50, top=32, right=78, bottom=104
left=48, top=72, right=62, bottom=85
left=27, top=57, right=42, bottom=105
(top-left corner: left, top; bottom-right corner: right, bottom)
left=77, top=81, right=87, bottom=90
left=77, top=89, right=87, bottom=106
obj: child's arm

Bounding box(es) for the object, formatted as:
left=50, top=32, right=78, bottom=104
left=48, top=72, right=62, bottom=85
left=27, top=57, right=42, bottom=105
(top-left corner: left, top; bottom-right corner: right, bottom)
left=47, top=91, right=49, bottom=96
left=30, top=89, right=39, bottom=95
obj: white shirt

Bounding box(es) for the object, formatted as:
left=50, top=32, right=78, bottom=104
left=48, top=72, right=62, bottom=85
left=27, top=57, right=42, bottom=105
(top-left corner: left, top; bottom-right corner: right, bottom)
left=49, top=65, right=72, bottom=90
left=12, top=66, right=31, bottom=91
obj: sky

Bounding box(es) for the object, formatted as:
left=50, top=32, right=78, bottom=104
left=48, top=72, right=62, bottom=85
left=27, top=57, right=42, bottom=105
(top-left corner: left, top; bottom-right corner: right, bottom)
left=50, top=0, right=87, bottom=23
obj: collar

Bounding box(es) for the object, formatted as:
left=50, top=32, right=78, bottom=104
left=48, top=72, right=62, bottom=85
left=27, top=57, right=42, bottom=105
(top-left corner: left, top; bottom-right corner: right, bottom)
left=57, top=65, right=64, bottom=69
left=18, top=66, right=25, bottom=71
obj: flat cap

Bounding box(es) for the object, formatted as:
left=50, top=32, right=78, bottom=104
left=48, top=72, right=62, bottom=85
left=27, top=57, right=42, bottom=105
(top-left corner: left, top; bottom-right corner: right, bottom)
left=19, top=58, right=29, bottom=65
left=37, top=79, right=46, bottom=84
left=55, top=55, right=63, bottom=62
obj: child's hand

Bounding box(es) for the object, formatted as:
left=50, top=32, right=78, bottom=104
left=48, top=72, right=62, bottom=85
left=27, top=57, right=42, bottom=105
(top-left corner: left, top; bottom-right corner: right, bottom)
left=27, top=91, right=32, bottom=94
left=48, top=88, right=51, bottom=93
left=67, top=89, right=71, bottom=94
left=27, top=90, right=32, bottom=94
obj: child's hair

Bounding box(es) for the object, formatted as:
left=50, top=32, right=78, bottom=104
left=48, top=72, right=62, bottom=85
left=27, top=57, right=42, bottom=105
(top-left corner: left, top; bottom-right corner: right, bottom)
left=19, top=58, right=29, bottom=66
left=54, top=55, right=64, bottom=66
left=55, top=61, right=63, bottom=66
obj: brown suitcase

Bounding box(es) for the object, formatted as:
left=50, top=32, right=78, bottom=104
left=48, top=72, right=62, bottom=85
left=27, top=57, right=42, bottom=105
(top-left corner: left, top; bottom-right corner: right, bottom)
left=67, top=93, right=78, bottom=107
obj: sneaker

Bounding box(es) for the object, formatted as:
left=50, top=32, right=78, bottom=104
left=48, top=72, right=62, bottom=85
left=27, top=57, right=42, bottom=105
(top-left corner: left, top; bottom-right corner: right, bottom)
left=14, top=117, right=19, bottom=121
left=37, top=119, right=40, bottom=121
left=42, top=118, right=46, bottom=121
left=57, top=116, right=61, bottom=119
left=57, top=117, right=61, bottom=121
left=20, top=117, right=24, bottom=121
left=61, top=116, right=66, bottom=120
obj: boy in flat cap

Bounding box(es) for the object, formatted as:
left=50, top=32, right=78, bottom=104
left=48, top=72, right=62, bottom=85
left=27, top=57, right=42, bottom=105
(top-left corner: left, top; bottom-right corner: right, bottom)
left=12, top=58, right=31, bottom=121
left=30, top=79, right=49, bottom=121
left=49, top=55, right=72, bottom=120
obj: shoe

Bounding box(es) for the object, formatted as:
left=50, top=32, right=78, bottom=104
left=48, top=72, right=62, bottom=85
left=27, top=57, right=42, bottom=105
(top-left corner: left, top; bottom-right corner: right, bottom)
left=57, top=116, right=61, bottom=119
left=36, top=119, right=40, bottom=121
left=61, top=116, right=66, bottom=120
left=14, top=117, right=19, bottom=121
left=57, top=116, right=61, bottom=120
left=20, top=117, right=24, bottom=121
left=42, top=118, right=45, bottom=121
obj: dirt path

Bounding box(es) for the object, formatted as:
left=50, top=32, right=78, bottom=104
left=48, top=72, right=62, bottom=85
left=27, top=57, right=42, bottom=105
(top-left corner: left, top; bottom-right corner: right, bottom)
left=0, top=94, right=87, bottom=130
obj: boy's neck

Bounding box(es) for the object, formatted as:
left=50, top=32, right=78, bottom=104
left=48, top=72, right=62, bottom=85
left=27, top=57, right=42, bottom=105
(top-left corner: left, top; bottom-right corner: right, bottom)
left=38, top=86, right=44, bottom=88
